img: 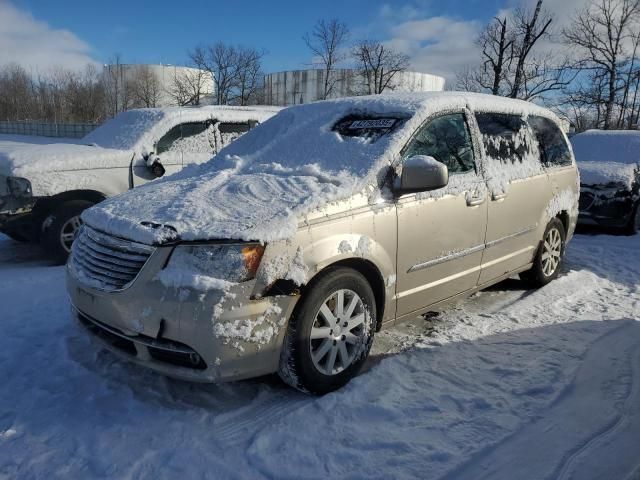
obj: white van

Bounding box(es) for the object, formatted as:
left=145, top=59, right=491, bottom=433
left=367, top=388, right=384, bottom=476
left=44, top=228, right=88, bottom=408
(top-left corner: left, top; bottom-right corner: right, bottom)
left=0, top=106, right=279, bottom=262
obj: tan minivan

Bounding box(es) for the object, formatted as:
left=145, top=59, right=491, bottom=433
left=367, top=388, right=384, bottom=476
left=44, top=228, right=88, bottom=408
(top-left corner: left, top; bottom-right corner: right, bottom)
left=66, top=92, right=579, bottom=394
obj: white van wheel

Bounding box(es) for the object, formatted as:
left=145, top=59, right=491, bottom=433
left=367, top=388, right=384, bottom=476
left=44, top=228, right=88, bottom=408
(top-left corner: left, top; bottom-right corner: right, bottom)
left=41, top=200, right=93, bottom=264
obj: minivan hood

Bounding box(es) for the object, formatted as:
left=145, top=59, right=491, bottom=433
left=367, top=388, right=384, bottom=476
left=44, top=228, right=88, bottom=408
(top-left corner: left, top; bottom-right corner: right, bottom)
left=0, top=143, right=131, bottom=177
left=83, top=163, right=360, bottom=245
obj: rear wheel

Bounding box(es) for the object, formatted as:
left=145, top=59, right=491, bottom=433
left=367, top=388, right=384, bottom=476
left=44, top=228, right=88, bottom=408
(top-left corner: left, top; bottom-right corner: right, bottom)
left=278, top=267, right=376, bottom=395
left=520, top=218, right=566, bottom=288
left=41, top=200, right=93, bottom=264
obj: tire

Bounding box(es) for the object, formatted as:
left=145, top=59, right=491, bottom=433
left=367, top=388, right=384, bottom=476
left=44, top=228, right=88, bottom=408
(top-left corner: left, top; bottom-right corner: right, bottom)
left=278, top=267, right=376, bottom=395
left=41, top=200, right=93, bottom=264
left=520, top=218, right=566, bottom=288
left=626, top=202, right=640, bottom=235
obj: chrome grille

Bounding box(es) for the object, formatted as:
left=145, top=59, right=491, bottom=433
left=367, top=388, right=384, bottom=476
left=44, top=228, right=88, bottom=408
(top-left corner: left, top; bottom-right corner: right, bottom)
left=70, top=226, right=155, bottom=291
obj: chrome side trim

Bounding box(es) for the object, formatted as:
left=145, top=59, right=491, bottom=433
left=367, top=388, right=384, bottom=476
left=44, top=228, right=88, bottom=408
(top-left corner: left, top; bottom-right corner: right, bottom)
left=485, top=225, right=537, bottom=248
left=406, top=225, right=537, bottom=274
left=408, top=244, right=485, bottom=273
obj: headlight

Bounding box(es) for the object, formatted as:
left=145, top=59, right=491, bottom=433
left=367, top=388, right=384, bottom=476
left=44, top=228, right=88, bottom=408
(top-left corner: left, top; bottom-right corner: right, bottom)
left=167, top=243, right=265, bottom=283
left=7, top=176, right=32, bottom=197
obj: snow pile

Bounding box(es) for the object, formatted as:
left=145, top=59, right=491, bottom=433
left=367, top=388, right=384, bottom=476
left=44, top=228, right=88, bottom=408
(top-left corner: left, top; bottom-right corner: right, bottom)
left=84, top=92, right=560, bottom=245
left=258, top=247, right=309, bottom=287
left=213, top=303, right=285, bottom=346
left=571, top=130, right=640, bottom=187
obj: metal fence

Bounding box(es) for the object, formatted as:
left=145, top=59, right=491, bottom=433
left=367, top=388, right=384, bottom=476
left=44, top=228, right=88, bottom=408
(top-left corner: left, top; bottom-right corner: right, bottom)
left=0, top=121, right=99, bottom=138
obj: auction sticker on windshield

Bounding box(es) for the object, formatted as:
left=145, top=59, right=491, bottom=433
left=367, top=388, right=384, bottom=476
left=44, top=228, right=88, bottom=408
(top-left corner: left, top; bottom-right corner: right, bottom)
left=349, top=119, right=397, bottom=129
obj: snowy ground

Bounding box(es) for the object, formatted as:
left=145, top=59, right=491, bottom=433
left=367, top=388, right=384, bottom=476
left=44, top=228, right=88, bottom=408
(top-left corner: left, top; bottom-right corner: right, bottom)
left=0, top=230, right=639, bottom=479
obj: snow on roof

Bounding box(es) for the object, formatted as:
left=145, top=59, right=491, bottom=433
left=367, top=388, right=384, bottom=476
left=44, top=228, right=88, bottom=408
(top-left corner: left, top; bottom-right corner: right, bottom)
left=571, top=130, right=640, bottom=187
left=82, top=105, right=281, bottom=152
left=84, top=92, right=563, bottom=245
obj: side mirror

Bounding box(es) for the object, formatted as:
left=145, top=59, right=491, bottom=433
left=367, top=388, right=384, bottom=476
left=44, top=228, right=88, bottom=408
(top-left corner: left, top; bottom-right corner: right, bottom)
left=145, top=154, right=166, bottom=178
left=396, top=155, right=449, bottom=194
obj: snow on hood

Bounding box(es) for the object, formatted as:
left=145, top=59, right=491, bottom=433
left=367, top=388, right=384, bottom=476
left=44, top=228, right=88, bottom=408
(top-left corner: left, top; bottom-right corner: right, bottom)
left=83, top=92, right=559, bottom=245
left=83, top=106, right=281, bottom=153
left=571, top=130, right=640, bottom=187
left=0, top=143, right=131, bottom=177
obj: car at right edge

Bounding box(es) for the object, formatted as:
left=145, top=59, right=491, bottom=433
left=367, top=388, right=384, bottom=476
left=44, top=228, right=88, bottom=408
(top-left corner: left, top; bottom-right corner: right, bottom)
left=571, top=129, right=640, bottom=234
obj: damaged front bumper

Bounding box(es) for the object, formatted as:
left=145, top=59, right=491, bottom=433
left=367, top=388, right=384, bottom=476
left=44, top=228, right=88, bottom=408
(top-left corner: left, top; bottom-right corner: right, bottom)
left=578, top=182, right=638, bottom=228
left=66, top=245, right=299, bottom=383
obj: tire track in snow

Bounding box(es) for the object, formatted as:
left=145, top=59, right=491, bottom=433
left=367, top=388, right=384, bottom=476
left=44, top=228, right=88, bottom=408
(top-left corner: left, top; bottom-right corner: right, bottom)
left=440, top=320, right=640, bottom=480
left=554, top=329, right=640, bottom=480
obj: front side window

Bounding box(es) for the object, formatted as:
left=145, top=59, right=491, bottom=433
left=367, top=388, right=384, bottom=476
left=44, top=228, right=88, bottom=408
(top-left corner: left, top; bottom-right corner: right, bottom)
left=402, top=113, right=476, bottom=174
left=156, top=125, right=182, bottom=154
left=527, top=116, right=572, bottom=167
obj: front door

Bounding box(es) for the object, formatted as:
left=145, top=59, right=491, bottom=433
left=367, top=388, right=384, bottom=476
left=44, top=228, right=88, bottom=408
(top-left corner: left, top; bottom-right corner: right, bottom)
left=132, top=121, right=214, bottom=186
left=395, top=112, right=488, bottom=319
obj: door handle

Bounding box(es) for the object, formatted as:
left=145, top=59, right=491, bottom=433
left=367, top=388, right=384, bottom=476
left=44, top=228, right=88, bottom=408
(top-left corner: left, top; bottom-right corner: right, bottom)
left=492, top=192, right=508, bottom=201
left=466, top=195, right=486, bottom=207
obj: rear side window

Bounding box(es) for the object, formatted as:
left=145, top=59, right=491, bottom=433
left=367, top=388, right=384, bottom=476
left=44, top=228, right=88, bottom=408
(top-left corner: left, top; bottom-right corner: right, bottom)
left=527, top=116, right=572, bottom=167
left=475, top=112, right=534, bottom=164
left=218, top=122, right=251, bottom=147
left=403, top=113, right=476, bottom=174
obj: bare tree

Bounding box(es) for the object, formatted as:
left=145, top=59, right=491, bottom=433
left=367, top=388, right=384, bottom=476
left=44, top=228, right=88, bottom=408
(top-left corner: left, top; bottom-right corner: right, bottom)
left=564, top=0, right=640, bottom=128
left=235, top=47, right=265, bottom=105
left=469, top=17, right=515, bottom=95
left=303, top=18, right=349, bottom=99
left=352, top=40, right=410, bottom=94
left=129, top=65, right=161, bottom=108
left=509, top=0, right=553, bottom=98
left=191, top=43, right=238, bottom=105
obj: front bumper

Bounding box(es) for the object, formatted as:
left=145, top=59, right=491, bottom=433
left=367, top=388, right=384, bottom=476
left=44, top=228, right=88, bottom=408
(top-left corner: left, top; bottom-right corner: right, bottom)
left=67, top=245, right=299, bottom=383
left=578, top=184, right=637, bottom=228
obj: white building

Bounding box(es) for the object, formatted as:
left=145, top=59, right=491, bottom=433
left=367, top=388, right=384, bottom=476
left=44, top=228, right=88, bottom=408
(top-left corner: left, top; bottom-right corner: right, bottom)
left=102, top=64, right=215, bottom=108
left=264, top=69, right=445, bottom=106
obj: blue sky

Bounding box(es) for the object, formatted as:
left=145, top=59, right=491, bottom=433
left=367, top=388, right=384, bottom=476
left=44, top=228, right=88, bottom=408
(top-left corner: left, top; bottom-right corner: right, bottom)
left=1, top=0, right=586, bottom=81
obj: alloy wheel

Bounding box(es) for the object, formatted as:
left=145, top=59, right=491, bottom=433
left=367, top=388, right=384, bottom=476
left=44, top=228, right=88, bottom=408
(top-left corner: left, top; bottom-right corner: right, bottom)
left=541, top=227, right=562, bottom=277
left=309, top=289, right=369, bottom=375
left=60, top=215, right=83, bottom=253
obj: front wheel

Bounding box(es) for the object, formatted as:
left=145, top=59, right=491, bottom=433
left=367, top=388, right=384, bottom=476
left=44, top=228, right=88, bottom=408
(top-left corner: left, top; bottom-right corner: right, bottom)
left=520, top=218, right=566, bottom=288
left=279, top=267, right=376, bottom=395
left=41, top=200, right=93, bottom=264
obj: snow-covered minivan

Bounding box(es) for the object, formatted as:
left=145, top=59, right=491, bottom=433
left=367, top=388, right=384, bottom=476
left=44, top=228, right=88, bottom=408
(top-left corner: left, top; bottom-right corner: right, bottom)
left=66, top=92, right=579, bottom=394
left=0, top=106, right=279, bottom=262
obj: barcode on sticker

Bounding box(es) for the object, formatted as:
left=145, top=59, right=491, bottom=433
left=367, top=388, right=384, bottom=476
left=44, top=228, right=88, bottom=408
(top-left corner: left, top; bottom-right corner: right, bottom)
left=349, top=119, right=396, bottom=129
